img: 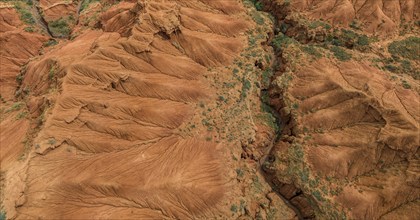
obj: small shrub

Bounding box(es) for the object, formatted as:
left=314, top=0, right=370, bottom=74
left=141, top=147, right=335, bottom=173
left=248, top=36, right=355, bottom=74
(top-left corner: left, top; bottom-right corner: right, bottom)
left=264, top=54, right=271, bottom=63
left=248, top=35, right=256, bottom=47
left=308, top=20, right=331, bottom=30
left=357, top=35, right=369, bottom=46
left=279, top=22, right=289, bottom=33
left=24, top=26, right=34, bottom=32
left=16, top=111, right=27, bottom=120
left=341, top=29, right=358, bottom=43
left=48, top=138, right=56, bottom=145
left=384, top=64, right=398, bottom=73
left=79, top=0, right=99, bottom=12
left=349, top=20, right=361, bottom=30
left=249, top=0, right=263, bottom=11
left=400, top=60, right=412, bottom=72
left=15, top=4, right=35, bottom=24
left=6, top=102, right=23, bottom=113
left=330, top=38, right=343, bottom=47
left=401, top=80, right=411, bottom=89
left=302, top=45, right=322, bottom=58
left=48, top=18, right=71, bottom=37
left=43, top=39, right=58, bottom=47
left=262, top=68, right=273, bottom=87
left=236, top=168, right=244, bottom=177
left=309, top=178, right=319, bottom=188
left=271, top=33, right=296, bottom=51
left=290, top=145, right=304, bottom=159
left=49, top=65, right=55, bottom=80
left=255, top=2, right=263, bottom=10
left=0, top=210, right=6, bottom=220
left=299, top=168, right=309, bottom=182
left=251, top=11, right=264, bottom=25
left=16, top=74, right=23, bottom=83
left=240, top=78, right=252, bottom=99
left=230, top=204, right=238, bottom=212
left=267, top=208, right=277, bottom=220
left=252, top=176, right=263, bottom=192
left=330, top=46, right=352, bottom=61
left=312, top=190, right=324, bottom=201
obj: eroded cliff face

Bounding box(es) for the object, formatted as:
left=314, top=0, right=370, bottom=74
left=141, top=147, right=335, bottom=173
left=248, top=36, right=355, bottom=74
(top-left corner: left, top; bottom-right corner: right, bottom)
left=1, top=0, right=296, bottom=219
left=258, top=0, right=419, bottom=219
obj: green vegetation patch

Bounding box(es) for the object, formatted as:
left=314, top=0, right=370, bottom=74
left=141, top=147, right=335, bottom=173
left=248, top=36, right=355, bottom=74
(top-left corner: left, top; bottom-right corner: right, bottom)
left=24, top=26, right=34, bottom=32
left=401, top=80, right=411, bottom=89
left=14, top=2, right=35, bottom=24
left=272, top=33, right=297, bottom=51
left=261, top=68, right=273, bottom=87
left=251, top=11, right=264, bottom=25
left=79, top=0, right=100, bottom=12
left=230, top=204, right=238, bottom=212
left=43, top=39, right=58, bottom=47
left=301, top=45, right=322, bottom=58
left=308, top=20, right=331, bottom=30
left=356, top=34, right=369, bottom=46
left=16, top=111, right=27, bottom=120
left=49, top=65, right=55, bottom=80
left=48, top=17, right=71, bottom=38
left=388, top=37, right=420, bottom=60
left=374, top=56, right=419, bottom=79
left=0, top=210, right=5, bottom=220
left=240, top=77, right=252, bottom=99
left=324, top=29, right=371, bottom=51
left=6, top=102, right=24, bottom=113
left=330, top=46, right=352, bottom=61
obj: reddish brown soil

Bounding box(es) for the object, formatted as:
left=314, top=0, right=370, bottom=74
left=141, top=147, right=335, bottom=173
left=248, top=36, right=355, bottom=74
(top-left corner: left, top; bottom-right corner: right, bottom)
left=260, top=0, right=419, bottom=219
left=38, top=0, right=78, bottom=22
left=285, top=0, right=419, bottom=36
left=0, top=5, right=47, bottom=175
left=269, top=58, right=419, bottom=219
left=1, top=0, right=419, bottom=219
left=0, top=6, right=47, bottom=101
left=1, top=0, right=296, bottom=219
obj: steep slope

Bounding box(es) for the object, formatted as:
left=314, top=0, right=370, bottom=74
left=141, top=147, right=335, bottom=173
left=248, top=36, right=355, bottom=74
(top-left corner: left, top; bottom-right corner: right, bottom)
left=0, top=4, right=47, bottom=101
left=257, top=0, right=420, bottom=219
left=0, top=3, right=47, bottom=171
left=283, top=0, right=419, bottom=36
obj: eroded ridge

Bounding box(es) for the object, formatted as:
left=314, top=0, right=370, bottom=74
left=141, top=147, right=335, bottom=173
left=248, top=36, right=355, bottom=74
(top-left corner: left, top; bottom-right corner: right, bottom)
left=13, top=0, right=251, bottom=218
left=268, top=59, right=419, bottom=219
left=277, top=0, right=419, bottom=36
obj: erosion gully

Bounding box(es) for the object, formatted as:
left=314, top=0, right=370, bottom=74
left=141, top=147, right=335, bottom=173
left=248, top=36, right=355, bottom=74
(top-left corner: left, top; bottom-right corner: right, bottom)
left=30, top=0, right=52, bottom=37
left=255, top=1, right=307, bottom=220
left=30, top=0, right=87, bottom=38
